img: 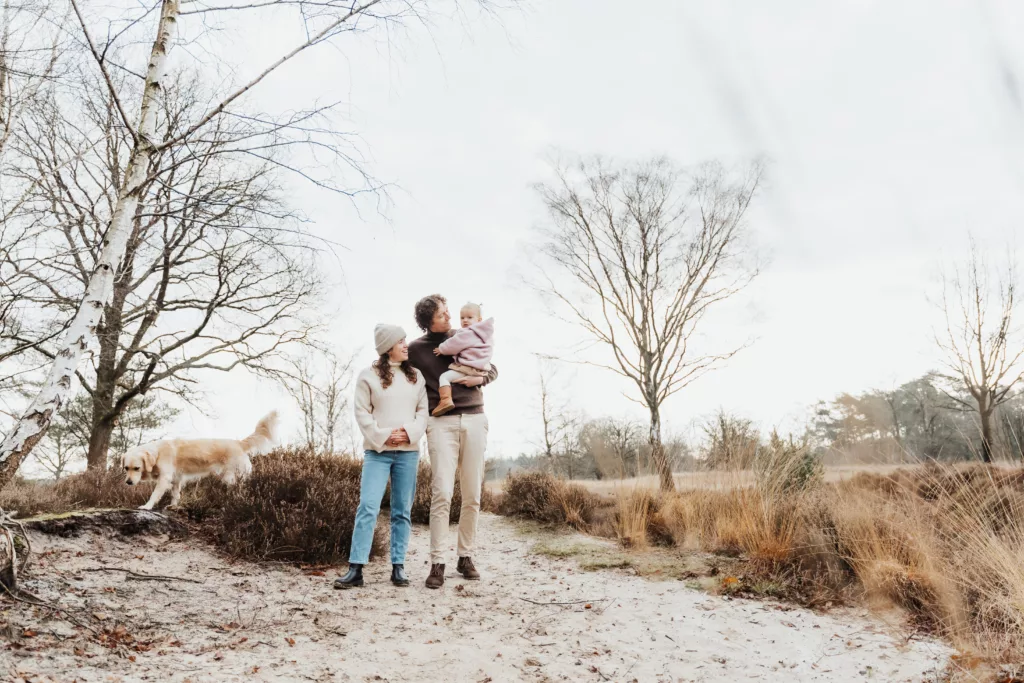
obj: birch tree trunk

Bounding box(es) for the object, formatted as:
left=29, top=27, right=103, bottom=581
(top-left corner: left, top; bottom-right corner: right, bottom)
left=0, top=0, right=178, bottom=489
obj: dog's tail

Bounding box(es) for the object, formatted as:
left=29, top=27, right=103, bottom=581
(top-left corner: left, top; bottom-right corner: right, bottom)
left=241, top=410, right=279, bottom=456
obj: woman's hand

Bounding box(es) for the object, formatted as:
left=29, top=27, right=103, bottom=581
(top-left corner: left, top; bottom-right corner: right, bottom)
left=386, top=428, right=410, bottom=447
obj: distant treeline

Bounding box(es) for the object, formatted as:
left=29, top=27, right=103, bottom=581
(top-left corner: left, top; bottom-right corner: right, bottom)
left=490, top=373, right=1024, bottom=481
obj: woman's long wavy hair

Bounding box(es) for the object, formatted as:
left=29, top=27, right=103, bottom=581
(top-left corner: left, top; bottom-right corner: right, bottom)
left=374, top=353, right=418, bottom=389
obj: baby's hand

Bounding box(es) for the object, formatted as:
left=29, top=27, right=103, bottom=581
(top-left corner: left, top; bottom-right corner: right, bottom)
left=433, top=348, right=441, bottom=356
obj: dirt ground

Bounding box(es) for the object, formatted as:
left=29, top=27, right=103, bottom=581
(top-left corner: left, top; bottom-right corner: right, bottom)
left=2, top=513, right=951, bottom=682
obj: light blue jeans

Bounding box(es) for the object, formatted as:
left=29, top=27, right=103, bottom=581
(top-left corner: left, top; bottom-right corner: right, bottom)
left=348, top=450, right=419, bottom=565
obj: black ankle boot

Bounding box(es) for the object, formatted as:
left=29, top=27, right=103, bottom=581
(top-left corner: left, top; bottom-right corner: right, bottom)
left=391, top=564, right=409, bottom=587
left=334, top=564, right=364, bottom=589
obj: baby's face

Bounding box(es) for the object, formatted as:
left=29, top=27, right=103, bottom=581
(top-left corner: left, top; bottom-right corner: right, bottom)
left=460, top=308, right=481, bottom=328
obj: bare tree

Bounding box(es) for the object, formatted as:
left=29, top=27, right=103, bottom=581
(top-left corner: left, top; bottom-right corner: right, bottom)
left=0, top=0, right=63, bottom=160
left=580, top=416, right=643, bottom=479
left=283, top=347, right=355, bottom=454
left=534, top=155, right=763, bottom=491
left=0, top=0, right=506, bottom=487
left=0, top=1, right=66, bottom=374
left=533, top=359, right=577, bottom=474
left=2, top=73, right=322, bottom=469
left=701, top=410, right=760, bottom=470
left=936, top=239, right=1024, bottom=463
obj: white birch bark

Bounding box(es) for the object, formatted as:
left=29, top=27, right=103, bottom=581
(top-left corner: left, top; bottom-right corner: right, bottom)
left=0, top=0, right=179, bottom=485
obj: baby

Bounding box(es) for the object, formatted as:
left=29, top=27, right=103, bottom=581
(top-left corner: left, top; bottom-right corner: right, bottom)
left=432, top=302, right=494, bottom=417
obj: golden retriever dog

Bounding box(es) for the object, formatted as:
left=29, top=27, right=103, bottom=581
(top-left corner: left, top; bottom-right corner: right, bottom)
left=121, top=411, right=279, bottom=510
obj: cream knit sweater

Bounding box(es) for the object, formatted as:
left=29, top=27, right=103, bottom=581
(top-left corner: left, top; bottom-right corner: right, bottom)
left=354, top=362, right=427, bottom=453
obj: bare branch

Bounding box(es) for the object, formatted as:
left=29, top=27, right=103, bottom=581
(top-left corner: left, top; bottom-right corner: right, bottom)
left=531, top=154, right=763, bottom=490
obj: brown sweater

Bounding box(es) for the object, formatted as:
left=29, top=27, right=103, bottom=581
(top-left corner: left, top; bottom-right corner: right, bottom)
left=408, top=331, right=498, bottom=415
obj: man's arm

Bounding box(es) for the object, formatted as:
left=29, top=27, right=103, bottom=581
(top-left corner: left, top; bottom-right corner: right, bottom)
left=453, top=363, right=497, bottom=388
left=482, top=362, right=498, bottom=386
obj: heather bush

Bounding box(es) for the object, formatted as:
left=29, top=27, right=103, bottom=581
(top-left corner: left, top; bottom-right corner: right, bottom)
left=498, top=471, right=600, bottom=530
left=0, top=469, right=151, bottom=516
left=183, top=448, right=386, bottom=564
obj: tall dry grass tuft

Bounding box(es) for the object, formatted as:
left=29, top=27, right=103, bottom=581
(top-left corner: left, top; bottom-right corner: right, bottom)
left=614, top=488, right=656, bottom=549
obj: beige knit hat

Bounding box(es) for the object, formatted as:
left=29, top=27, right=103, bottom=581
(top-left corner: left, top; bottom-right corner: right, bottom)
left=374, top=323, right=406, bottom=356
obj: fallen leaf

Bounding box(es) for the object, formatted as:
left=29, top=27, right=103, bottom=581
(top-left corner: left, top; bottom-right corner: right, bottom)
left=584, top=604, right=592, bottom=610
left=286, top=637, right=296, bottom=647
left=128, top=655, right=136, bottom=663
left=92, top=613, right=108, bottom=621
left=22, top=630, right=37, bottom=638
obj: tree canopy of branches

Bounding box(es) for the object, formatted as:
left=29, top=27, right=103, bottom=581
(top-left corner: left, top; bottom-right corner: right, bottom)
left=533, top=155, right=763, bottom=491
left=936, top=240, right=1024, bottom=463
left=0, top=0, right=509, bottom=488
left=282, top=347, right=355, bottom=455
left=2, top=72, right=322, bottom=469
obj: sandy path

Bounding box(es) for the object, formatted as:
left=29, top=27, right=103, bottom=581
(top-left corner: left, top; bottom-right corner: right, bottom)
left=4, top=513, right=950, bottom=682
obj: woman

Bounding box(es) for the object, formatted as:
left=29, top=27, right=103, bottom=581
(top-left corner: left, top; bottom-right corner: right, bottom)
left=335, top=324, right=427, bottom=589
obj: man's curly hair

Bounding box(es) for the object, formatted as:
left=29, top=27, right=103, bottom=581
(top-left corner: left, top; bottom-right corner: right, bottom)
left=414, top=294, right=447, bottom=332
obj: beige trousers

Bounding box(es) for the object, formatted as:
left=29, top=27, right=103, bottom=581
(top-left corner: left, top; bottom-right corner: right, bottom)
left=427, top=413, right=489, bottom=564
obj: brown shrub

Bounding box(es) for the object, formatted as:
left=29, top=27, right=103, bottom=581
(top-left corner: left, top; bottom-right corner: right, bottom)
left=54, top=469, right=153, bottom=510
left=183, top=449, right=387, bottom=565
left=0, top=478, right=61, bottom=516
left=0, top=469, right=152, bottom=516
left=498, top=471, right=601, bottom=530
left=2, top=450, right=498, bottom=566
left=499, top=471, right=557, bottom=520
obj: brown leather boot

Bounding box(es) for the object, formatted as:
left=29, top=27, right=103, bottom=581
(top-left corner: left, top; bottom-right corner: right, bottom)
left=457, top=556, right=480, bottom=580
left=432, top=386, right=455, bottom=417
left=425, top=563, right=445, bottom=589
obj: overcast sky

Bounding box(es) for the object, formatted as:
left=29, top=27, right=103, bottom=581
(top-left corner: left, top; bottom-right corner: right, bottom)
left=162, top=0, right=1024, bottom=460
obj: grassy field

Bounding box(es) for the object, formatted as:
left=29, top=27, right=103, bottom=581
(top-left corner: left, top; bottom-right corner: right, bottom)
left=488, top=464, right=915, bottom=498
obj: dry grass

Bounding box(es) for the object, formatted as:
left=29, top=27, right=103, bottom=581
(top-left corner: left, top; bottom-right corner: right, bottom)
left=519, top=463, right=915, bottom=500
left=495, top=460, right=1024, bottom=665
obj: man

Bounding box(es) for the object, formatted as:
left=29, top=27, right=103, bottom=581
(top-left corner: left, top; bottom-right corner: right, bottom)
left=407, top=294, right=498, bottom=589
